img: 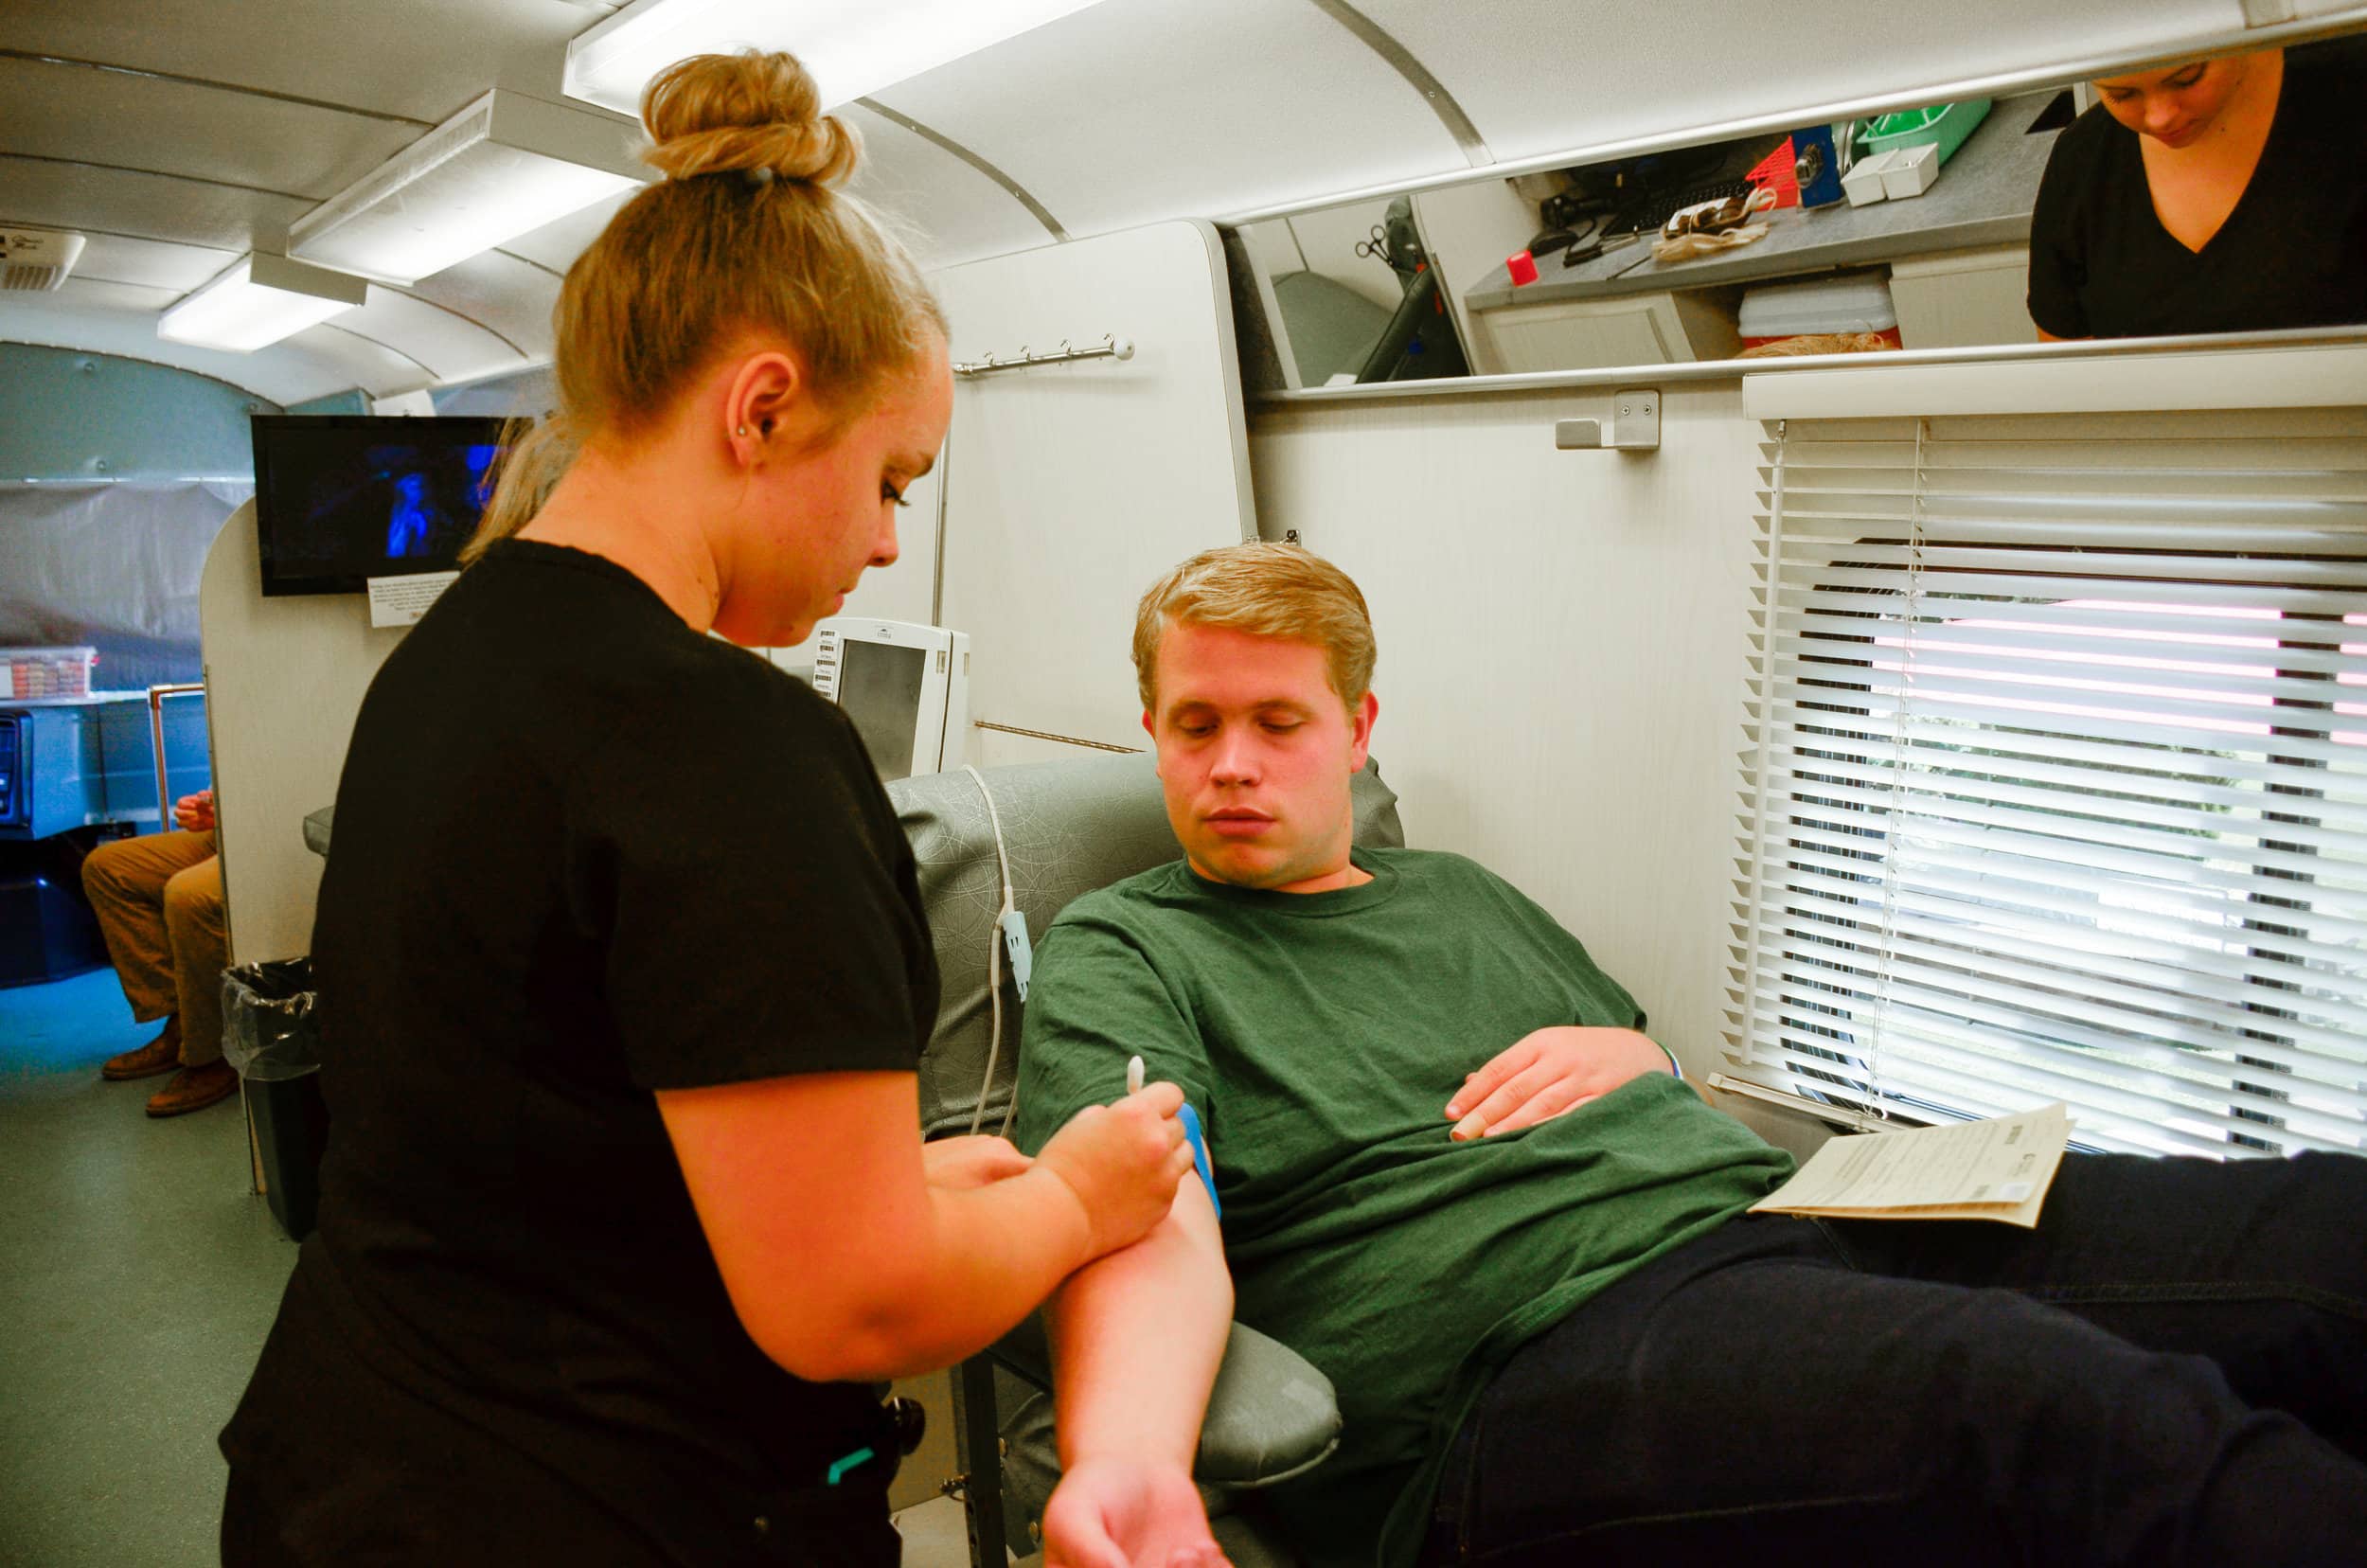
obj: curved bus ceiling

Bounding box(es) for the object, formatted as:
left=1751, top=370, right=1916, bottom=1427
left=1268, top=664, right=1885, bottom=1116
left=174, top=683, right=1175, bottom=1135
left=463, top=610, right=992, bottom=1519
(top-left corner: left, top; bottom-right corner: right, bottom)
left=0, top=0, right=2354, bottom=405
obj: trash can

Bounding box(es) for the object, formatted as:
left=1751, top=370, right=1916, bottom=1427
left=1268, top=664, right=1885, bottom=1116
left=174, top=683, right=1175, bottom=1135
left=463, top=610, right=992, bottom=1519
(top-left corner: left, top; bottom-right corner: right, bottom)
left=221, top=959, right=329, bottom=1241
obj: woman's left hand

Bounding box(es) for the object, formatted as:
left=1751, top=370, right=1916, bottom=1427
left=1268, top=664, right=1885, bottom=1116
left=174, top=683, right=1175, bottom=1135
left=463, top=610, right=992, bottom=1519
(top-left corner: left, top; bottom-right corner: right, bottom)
left=922, top=1133, right=1034, bottom=1190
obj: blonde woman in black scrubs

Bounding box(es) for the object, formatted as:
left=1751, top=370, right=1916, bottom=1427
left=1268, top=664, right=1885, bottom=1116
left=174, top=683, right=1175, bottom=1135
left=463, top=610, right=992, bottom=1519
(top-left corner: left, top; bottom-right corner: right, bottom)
left=2028, top=35, right=2367, bottom=339
left=219, top=49, right=1194, bottom=1567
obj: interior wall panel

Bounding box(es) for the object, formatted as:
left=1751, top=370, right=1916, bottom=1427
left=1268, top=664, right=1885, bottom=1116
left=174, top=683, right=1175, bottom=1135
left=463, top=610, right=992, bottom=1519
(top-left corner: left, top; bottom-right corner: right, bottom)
left=0, top=55, right=422, bottom=201
left=3, top=0, right=593, bottom=124
left=405, top=254, right=561, bottom=362
left=841, top=104, right=1059, bottom=272
left=869, top=0, right=1467, bottom=240
left=0, top=298, right=347, bottom=406
left=343, top=288, right=529, bottom=383
left=62, top=232, right=241, bottom=293
left=1356, top=0, right=2246, bottom=165
left=0, top=156, right=313, bottom=255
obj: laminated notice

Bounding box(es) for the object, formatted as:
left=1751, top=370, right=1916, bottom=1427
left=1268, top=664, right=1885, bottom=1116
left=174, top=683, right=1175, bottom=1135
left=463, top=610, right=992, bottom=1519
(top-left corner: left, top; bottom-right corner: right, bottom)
left=367, top=570, right=460, bottom=628
left=1750, top=1102, right=2072, bottom=1228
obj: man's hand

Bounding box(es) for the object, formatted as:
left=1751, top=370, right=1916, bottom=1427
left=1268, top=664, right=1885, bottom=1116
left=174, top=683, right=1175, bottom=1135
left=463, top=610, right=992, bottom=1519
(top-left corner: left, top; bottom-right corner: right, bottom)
left=921, top=1133, right=1033, bottom=1191
left=172, top=790, right=216, bottom=833
left=1447, top=1025, right=1674, bottom=1140
left=1043, top=1455, right=1229, bottom=1568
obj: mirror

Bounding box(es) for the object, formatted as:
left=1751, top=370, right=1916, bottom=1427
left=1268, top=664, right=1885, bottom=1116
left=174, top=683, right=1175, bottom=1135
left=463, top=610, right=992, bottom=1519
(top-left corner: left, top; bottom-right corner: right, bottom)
left=1231, top=25, right=2366, bottom=393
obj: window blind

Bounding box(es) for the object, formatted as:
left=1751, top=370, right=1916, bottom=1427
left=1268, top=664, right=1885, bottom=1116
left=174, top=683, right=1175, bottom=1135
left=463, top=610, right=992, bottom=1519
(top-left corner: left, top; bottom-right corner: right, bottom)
left=1728, top=406, right=2367, bottom=1158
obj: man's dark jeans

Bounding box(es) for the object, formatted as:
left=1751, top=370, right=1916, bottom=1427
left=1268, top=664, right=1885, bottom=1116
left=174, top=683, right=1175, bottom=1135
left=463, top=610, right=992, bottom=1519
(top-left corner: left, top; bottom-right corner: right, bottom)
left=1425, top=1150, right=2367, bottom=1566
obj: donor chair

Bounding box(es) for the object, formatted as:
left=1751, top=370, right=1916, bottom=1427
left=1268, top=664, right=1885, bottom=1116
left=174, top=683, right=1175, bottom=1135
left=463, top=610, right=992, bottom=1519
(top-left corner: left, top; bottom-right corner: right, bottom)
left=884, top=751, right=1406, bottom=1567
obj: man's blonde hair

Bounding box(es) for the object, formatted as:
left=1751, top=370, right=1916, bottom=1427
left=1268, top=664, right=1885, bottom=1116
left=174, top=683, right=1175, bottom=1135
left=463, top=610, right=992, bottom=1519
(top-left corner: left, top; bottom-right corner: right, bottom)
left=1131, top=543, right=1376, bottom=713
left=464, top=49, right=945, bottom=563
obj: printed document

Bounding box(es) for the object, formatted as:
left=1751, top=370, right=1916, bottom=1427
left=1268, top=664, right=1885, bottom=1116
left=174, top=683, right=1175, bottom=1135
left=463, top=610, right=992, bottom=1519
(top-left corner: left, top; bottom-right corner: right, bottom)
left=1750, top=1103, right=2072, bottom=1228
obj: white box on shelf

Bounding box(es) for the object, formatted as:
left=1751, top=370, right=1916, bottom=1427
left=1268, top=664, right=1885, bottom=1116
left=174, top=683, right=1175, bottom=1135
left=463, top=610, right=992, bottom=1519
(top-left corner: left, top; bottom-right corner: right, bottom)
left=1881, top=144, right=1940, bottom=200
left=1841, top=151, right=1897, bottom=207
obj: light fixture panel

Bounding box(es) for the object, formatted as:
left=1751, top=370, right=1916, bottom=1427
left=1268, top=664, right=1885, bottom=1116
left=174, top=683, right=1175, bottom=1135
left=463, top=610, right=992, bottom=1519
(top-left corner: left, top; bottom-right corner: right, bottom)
left=156, top=253, right=368, bottom=354
left=564, top=0, right=1112, bottom=116
left=288, top=90, right=652, bottom=285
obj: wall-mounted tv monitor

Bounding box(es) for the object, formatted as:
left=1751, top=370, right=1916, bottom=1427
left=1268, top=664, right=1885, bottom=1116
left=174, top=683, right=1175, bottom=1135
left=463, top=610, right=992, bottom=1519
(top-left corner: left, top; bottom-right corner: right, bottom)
left=251, top=415, right=510, bottom=597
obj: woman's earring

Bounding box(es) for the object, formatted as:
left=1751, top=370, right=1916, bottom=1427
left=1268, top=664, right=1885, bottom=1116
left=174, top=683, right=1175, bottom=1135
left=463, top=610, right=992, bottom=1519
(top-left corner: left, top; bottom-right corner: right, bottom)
left=736, top=425, right=748, bottom=437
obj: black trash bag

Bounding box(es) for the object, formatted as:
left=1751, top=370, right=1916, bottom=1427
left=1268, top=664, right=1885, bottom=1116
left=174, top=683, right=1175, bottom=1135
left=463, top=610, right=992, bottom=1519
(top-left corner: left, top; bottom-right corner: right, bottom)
left=221, top=958, right=319, bottom=1082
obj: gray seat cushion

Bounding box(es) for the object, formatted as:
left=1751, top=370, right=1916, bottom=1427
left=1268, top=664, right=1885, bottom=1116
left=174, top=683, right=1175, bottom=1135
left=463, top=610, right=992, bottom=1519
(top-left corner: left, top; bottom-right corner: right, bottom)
left=887, top=751, right=1404, bottom=1140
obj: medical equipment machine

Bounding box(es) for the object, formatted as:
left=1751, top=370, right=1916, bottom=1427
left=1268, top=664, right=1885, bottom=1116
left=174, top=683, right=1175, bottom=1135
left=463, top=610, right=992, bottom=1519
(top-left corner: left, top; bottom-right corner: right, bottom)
left=810, top=617, right=970, bottom=781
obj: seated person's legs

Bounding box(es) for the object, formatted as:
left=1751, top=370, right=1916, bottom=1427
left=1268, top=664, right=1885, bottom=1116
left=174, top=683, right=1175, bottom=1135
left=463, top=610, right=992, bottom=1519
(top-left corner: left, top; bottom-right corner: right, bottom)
left=1440, top=1208, right=2367, bottom=1568
left=81, top=829, right=219, bottom=1082
left=149, top=853, right=236, bottom=1116
left=1826, top=1149, right=2367, bottom=1465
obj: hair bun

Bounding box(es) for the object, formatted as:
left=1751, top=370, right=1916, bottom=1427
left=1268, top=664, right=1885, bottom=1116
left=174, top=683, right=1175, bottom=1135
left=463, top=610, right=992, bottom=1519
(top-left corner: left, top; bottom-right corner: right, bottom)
left=640, top=50, right=863, bottom=188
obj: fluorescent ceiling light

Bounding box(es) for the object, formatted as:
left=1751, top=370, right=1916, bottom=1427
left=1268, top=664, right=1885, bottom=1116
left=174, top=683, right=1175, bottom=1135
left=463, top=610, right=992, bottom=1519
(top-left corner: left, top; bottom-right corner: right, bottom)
left=156, top=253, right=367, bottom=353
left=289, top=90, right=652, bottom=285
left=564, top=0, right=1112, bottom=116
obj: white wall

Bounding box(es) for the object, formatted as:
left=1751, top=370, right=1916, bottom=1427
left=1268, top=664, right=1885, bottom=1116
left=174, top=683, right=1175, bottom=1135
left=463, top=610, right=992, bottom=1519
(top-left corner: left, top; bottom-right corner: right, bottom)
left=1248, top=383, right=1826, bottom=1157
left=200, top=501, right=408, bottom=966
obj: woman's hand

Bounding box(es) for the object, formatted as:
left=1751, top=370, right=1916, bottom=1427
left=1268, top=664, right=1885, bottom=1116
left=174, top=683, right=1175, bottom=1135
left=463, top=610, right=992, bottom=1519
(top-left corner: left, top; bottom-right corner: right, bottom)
left=1447, top=1025, right=1675, bottom=1140
left=1043, top=1455, right=1229, bottom=1568
left=921, top=1133, right=1033, bottom=1191
left=173, top=789, right=216, bottom=832
left=1036, top=1082, right=1194, bottom=1259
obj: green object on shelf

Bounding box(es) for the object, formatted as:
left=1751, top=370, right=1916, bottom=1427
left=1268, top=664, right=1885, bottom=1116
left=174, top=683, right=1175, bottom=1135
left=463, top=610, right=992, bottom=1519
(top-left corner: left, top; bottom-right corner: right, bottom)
left=1857, top=99, right=1993, bottom=166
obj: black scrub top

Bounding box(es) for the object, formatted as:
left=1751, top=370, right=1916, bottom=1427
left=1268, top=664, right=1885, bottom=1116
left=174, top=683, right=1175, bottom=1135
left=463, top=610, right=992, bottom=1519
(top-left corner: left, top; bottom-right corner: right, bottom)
left=2027, top=36, right=2367, bottom=339
left=220, top=540, right=938, bottom=1566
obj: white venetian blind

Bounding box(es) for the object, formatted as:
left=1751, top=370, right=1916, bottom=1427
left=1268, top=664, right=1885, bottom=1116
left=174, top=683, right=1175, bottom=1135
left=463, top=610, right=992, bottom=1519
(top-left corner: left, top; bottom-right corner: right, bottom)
left=1728, top=401, right=2367, bottom=1158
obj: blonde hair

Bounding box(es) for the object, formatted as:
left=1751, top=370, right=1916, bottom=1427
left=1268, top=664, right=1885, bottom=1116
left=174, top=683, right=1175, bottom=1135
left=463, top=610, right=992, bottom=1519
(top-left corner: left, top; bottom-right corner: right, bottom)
left=463, top=50, right=946, bottom=563
left=1131, top=542, right=1377, bottom=713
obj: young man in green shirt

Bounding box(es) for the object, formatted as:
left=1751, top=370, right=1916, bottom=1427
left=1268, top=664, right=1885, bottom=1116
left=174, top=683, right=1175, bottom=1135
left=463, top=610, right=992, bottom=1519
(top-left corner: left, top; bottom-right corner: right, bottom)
left=1014, top=543, right=2367, bottom=1568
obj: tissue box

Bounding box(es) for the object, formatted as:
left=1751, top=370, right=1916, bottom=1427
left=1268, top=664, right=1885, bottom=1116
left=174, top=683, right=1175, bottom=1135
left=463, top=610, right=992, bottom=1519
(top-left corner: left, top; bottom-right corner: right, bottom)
left=1880, top=143, right=1939, bottom=200
left=1841, top=151, right=1898, bottom=208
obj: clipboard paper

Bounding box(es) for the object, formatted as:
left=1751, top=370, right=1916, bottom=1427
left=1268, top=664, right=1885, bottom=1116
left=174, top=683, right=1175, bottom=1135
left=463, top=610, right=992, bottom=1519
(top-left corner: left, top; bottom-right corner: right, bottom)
left=1750, top=1103, right=2072, bottom=1229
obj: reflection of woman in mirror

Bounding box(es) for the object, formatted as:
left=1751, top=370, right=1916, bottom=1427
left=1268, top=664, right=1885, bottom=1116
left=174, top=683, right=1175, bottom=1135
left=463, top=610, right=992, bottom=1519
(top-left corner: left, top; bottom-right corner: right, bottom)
left=2026, top=36, right=2367, bottom=340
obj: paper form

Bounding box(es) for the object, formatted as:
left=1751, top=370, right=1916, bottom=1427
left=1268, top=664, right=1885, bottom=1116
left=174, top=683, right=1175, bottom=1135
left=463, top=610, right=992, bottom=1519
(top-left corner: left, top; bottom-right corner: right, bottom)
left=1749, top=1103, right=2072, bottom=1228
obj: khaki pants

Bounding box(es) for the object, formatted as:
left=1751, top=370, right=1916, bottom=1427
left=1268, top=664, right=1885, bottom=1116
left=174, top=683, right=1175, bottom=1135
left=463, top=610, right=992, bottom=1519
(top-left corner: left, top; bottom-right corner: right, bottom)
left=80, top=829, right=229, bottom=1067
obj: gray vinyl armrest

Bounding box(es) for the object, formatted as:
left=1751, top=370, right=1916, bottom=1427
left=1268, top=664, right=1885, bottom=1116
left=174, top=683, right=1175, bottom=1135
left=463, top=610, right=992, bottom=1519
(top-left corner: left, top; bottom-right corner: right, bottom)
left=993, top=1312, right=1341, bottom=1488
left=1195, top=1320, right=1342, bottom=1488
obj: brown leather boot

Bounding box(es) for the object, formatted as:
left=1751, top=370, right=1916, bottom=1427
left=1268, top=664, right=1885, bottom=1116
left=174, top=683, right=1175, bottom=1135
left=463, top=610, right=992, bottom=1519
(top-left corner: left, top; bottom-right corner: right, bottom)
left=102, top=1019, right=184, bottom=1081
left=147, top=1059, right=238, bottom=1117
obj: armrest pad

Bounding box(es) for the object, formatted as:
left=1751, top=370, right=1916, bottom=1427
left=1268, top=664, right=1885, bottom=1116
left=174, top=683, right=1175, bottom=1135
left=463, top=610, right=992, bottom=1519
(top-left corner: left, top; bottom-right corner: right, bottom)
left=1195, top=1321, right=1342, bottom=1488
left=989, top=1313, right=1342, bottom=1489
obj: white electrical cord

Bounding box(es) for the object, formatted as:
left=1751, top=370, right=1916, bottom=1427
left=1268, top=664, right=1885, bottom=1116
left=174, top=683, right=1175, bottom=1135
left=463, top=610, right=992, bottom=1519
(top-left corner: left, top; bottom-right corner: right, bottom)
left=962, top=765, right=1023, bottom=1138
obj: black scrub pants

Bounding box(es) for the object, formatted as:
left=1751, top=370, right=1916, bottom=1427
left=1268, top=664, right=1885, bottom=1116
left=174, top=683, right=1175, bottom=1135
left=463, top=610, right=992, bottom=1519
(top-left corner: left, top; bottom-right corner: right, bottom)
left=1425, top=1149, right=2367, bottom=1566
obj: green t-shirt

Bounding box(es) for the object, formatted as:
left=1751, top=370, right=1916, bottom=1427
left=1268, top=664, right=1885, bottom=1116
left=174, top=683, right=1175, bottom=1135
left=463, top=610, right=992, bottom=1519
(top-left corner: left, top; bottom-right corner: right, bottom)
left=1014, top=847, right=1796, bottom=1567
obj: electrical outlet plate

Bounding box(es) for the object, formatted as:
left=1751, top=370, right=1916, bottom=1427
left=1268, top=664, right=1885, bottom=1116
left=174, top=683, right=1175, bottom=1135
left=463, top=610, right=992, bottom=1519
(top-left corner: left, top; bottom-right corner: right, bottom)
left=1554, top=389, right=1660, bottom=453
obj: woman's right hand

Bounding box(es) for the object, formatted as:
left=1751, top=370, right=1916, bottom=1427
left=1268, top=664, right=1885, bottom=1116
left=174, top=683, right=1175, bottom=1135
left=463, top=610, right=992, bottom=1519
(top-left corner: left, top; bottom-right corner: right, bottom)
left=1037, top=1082, right=1194, bottom=1258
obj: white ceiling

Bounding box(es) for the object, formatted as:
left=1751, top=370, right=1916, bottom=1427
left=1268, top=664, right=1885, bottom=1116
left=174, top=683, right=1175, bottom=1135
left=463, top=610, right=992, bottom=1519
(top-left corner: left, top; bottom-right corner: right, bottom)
left=0, top=0, right=2293, bottom=407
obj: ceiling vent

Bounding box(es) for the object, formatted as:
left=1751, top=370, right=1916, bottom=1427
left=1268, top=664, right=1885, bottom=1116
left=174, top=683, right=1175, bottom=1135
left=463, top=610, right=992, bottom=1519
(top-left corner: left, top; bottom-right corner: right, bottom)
left=0, top=228, right=88, bottom=292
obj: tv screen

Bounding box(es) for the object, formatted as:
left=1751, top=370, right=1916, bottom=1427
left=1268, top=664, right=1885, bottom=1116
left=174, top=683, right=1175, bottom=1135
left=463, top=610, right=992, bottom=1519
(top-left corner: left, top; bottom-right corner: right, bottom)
left=251, top=415, right=510, bottom=596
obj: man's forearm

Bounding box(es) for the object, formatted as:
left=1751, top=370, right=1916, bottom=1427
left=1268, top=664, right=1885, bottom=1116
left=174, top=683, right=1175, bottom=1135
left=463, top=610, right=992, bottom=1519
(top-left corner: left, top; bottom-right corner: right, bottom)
left=1048, top=1186, right=1233, bottom=1470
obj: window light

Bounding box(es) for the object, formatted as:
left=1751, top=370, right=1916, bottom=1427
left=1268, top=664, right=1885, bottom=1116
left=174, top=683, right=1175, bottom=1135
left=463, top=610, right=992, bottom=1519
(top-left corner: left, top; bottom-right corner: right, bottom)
left=287, top=90, right=652, bottom=286
left=156, top=253, right=367, bottom=353
left=563, top=0, right=1112, bottom=117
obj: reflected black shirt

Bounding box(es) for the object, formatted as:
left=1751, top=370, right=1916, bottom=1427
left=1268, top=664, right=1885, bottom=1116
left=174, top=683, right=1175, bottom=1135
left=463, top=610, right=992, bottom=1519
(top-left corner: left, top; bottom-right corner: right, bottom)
left=220, top=540, right=935, bottom=1565
left=2027, top=38, right=2367, bottom=339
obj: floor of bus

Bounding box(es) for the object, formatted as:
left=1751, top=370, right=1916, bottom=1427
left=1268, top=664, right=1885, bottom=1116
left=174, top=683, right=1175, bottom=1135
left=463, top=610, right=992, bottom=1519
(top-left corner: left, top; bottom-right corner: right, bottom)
left=0, top=969, right=980, bottom=1567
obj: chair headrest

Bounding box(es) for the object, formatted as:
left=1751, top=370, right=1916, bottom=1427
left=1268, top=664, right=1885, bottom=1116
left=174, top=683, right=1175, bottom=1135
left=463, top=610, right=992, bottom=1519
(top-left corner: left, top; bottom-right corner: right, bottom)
left=888, top=752, right=1404, bottom=1138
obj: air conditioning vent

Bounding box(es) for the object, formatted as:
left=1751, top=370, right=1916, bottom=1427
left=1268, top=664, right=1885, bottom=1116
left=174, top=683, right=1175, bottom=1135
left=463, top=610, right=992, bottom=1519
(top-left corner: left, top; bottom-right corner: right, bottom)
left=0, top=228, right=88, bottom=292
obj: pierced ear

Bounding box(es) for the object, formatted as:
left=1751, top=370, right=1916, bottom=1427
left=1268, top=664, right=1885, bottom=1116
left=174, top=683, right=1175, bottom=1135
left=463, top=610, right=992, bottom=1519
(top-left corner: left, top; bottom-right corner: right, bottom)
left=724, top=350, right=804, bottom=457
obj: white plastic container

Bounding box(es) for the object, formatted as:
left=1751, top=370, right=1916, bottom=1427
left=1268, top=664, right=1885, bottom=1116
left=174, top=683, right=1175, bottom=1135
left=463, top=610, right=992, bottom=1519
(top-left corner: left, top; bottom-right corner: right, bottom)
left=1738, top=274, right=1900, bottom=345
left=1841, top=150, right=1897, bottom=208
left=1881, top=143, right=1940, bottom=200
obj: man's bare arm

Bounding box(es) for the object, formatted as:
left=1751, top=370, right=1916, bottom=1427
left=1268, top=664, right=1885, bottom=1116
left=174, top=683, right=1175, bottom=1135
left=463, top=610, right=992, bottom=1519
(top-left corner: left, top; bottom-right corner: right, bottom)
left=1040, top=1179, right=1235, bottom=1565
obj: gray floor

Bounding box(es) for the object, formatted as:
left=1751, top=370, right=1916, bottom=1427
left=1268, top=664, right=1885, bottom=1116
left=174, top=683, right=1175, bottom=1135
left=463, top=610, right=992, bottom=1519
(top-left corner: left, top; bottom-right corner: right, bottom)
left=0, top=970, right=977, bottom=1568
left=0, top=969, right=294, bottom=1568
